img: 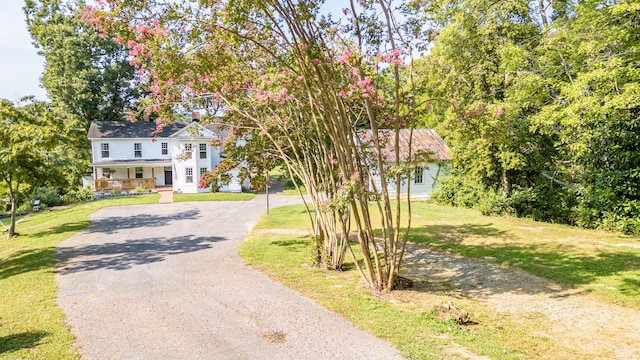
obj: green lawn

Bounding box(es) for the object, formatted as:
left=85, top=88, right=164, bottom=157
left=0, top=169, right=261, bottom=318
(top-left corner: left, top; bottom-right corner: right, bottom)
left=0, top=194, right=160, bottom=359
left=173, top=192, right=256, bottom=202
left=239, top=202, right=640, bottom=359
left=0, top=215, right=23, bottom=227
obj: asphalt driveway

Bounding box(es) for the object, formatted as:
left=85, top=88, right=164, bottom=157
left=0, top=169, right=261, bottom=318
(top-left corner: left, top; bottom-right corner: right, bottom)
left=56, top=195, right=402, bottom=359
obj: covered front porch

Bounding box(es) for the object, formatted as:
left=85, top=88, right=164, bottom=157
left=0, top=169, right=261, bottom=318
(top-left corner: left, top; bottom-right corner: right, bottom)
left=91, top=159, right=173, bottom=191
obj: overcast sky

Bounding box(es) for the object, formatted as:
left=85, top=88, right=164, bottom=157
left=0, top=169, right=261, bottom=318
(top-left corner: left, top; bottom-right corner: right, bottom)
left=0, top=0, right=48, bottom=102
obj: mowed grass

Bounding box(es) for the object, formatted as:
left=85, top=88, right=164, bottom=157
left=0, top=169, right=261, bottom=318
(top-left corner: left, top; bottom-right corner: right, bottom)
left=407, top=202, right=640, bottom=309
left=1, top=216, right=23, bottom=227
left=0, top=194, right=160, bottom=359
left=173, top=192, right=256, bottom=202
left=239, top=202, right=640, bottom=359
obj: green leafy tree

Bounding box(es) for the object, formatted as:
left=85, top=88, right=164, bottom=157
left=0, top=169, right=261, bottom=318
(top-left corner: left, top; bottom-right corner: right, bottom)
left=530, top=0, right=640, bottom=233
left=24, top=0, right=141, bottom=126
left=0, top=99, right=66, bottom=237
left=416, top=0, right=556, bottom=194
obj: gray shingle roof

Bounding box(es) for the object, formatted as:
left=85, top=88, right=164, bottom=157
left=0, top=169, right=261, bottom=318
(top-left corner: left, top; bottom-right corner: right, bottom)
left=88, top=121, right=190, bottom=139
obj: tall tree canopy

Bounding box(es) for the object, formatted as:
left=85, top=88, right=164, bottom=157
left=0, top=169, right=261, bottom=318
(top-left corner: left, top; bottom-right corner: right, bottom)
left=416, top=0, right=640, bottom=233
left=24, top=0, right=141, bottom=126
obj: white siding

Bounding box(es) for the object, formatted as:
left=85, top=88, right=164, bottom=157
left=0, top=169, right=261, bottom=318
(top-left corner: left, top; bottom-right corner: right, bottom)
left=91, top=138, right=173, bottom=161
left=369, top=162, right=450, bottom=200
left=90, top=123, right=250, bottom=194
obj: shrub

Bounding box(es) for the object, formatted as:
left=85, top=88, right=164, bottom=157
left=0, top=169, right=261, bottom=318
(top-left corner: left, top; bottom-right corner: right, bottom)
left=133, top=186, right=148, bottom=193
left=431, top=175, right=485, bottom=208
left=576, top=191, right=640, bottom=235
left=62, top=187, right=94, bottom=204
left=25, top=187, right=63, bottom=209
left=477, top=190, right=508, bottom=216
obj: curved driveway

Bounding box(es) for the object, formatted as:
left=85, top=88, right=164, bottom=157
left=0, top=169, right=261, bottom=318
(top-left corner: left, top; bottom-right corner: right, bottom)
left=56, top=195, right=402, bottom=359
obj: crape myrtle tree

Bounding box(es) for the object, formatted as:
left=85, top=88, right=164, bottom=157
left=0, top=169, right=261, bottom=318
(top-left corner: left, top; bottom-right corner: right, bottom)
left=86, top=0, right=428, bottom=291
left=0, top=99, right=66, bottom=237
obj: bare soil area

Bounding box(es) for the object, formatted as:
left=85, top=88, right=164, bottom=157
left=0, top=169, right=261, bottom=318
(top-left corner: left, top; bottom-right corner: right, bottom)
left=392, top=243, right=640, bottom=359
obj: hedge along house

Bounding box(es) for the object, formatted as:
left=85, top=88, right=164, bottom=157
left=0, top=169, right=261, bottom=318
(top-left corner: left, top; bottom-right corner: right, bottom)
left=359, top=128, right=452, bottom=200
left=88, top=117, right=249, bottom=193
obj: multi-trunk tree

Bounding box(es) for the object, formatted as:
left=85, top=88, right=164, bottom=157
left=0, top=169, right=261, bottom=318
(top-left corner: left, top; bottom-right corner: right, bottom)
left=87, top=0, right=425, bottom=291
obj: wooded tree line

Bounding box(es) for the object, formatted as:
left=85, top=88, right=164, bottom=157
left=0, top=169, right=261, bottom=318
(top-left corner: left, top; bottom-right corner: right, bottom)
left=417, top=0, right=639, bottom=234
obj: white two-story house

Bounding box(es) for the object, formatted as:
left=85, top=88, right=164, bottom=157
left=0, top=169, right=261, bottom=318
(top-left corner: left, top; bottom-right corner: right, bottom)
left=88, top=120, right=249, bottom=193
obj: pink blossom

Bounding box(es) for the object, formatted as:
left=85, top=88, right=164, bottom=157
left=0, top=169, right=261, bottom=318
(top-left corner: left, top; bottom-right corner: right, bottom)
left=390, top=58, right=405, bottom=66
left=390, top=48, right=402, bottom=57
left=494, top=107, right=505, bottom=117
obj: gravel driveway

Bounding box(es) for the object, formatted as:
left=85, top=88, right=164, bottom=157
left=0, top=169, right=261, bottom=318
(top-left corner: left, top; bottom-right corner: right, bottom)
left=56, top=195, right=402, bottom=359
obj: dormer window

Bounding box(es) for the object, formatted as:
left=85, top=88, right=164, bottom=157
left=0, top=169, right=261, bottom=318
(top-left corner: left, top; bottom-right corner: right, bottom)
left=134, top=143, right=142, bottom=158
left=101, top=143, right=110, bottom=158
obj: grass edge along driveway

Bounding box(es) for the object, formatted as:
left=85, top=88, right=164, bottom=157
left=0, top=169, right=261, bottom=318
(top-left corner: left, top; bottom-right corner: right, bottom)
left=0, top=195, right=159, bottom=359
left=239, top=203, right=640, bottom=360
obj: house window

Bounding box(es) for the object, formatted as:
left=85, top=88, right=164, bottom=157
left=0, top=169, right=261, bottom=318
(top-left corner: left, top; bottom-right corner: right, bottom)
left=101, top=143, right=110, bottom=158
left=161, top=142, right=168, bottom=155
left=184, top=143, right=193, bottom=159
left=135, top=167, right=143, bottom=179
left=199, top=143, right=207, bottom=159
left=134, top=143, right=142, bottom=158
left=414, top=167, right=424, bottom=184
left=199, top=167, right=207, bottom=177
left=185, top=167, right=194, bottom=183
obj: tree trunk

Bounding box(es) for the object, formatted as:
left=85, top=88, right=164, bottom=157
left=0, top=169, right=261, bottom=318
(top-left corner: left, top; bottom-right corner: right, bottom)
left=538, top=0, right=549, bottom=26
left=6, top=177, right=18, bottom=237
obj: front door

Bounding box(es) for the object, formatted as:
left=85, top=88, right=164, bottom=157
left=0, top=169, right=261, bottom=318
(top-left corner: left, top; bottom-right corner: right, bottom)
left=164, top=170, right=173, bottom=185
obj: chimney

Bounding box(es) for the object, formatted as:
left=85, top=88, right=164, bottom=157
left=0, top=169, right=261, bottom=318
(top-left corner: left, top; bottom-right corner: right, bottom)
left=191, top=111, right=200, bottom=122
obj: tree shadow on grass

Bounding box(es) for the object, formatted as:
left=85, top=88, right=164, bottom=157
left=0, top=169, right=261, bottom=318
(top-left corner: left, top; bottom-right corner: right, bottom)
left=270, top=238, right=308, bottom=248
left=401, top=224, right=640, bottom=298
left=0, top=331, right=50, bottom=355
left=57, top=235, right=226, bottom=273
left=29, top=221, right=91, bottom=238
left=0, top=247, right=56, bottom=281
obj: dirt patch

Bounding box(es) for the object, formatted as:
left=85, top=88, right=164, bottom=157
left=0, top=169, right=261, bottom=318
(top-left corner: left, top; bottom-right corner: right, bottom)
left=260, top=330, right=287, bottom=345
left=395, top=243, right=640, bottom=359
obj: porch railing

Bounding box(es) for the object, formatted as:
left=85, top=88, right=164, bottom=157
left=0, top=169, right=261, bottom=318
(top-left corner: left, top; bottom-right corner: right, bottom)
left=95, top=178, right=155, bottom=191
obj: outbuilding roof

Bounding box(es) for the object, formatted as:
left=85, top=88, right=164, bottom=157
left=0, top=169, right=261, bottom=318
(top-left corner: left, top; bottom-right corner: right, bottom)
left=358, top=128, right=451, bottom=162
